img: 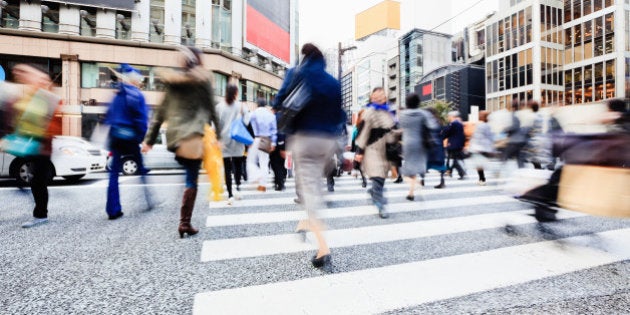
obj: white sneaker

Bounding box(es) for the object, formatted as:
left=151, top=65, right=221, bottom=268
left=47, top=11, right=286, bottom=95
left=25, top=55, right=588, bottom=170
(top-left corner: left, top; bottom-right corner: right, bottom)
left=21, top=218, right=49, bottom=228
left=227, top=197, right=234, bottom=205
left=477, top=180, right=487, bottom=186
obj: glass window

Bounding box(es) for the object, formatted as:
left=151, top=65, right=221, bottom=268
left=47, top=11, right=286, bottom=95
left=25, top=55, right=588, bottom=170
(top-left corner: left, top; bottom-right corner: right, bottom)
left=214, top=72, right=227, bottom=97
left=573, top=0, right=581, bottom=20
left=79, top=7, right=96, bottom=37
left=182, top=0, right=196, bottom=45
left=605, top=59, right=615, bottom=98
left=81, top=62, right=167, bottom=91
left=584, top=0, right=592, bottom=15
left=42, top=2, right=60, bottom=33
left=594, top=0, right=603, bottom=11
left=115, top=11, right=131, bottom=40
left=150, top=0, right=165, bottom=43
left=212, top=1, right=232, bottom=47
left=1, top=0, right=19, bottom=29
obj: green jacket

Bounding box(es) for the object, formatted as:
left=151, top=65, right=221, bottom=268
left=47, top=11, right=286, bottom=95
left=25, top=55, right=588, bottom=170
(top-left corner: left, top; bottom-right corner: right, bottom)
left=144, top=68, right=221, bottom=152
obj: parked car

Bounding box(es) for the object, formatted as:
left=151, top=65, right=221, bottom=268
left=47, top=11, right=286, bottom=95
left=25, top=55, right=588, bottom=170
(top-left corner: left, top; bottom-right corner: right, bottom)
left=107, top=129, right=180, bottom=175
left=0, top=136, right=107, bottom=185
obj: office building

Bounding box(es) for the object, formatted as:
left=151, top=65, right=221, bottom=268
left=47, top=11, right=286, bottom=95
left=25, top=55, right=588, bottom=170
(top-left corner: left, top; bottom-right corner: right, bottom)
left=399, top=28, right=452, bottom=108
left=486, top=0, right=628, bottom=110
left=416, top=64, right=486, bottom=121
left=0, top=0, right=297, bottom=137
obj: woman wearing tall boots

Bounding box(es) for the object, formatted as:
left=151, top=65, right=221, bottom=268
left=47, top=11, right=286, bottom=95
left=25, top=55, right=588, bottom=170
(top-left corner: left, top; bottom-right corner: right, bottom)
left=142, top=46, right=220, bottom=238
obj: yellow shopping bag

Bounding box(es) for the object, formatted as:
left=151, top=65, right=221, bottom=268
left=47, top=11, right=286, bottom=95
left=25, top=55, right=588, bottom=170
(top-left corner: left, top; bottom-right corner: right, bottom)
left=203, top=125, right=225, bottom=202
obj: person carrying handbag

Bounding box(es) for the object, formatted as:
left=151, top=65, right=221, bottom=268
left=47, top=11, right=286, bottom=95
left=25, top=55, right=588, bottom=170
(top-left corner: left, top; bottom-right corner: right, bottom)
left=247, top=98, right=277, bottom=192
left=142, top=46, right=221, bottom=238
left=217, top=84, right=250, bottom=204
left=1, top=64, right=62, bottom=228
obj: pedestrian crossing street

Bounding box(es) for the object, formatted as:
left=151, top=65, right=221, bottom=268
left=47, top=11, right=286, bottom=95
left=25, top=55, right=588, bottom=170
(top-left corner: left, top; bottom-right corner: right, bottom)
left=192, top=173, right=630, bottom=314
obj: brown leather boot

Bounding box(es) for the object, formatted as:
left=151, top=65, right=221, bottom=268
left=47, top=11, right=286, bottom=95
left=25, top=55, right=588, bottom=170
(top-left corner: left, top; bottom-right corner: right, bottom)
left=178, top=188, right=199, bottom=238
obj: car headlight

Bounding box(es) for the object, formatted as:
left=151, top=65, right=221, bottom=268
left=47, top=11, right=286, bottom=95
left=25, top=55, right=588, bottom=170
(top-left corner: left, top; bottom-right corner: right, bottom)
left=59, top=146, right=90, bottom=156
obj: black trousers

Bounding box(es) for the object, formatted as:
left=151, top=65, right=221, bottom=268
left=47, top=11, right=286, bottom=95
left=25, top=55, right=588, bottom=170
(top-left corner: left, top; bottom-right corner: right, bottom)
left=269, top=149, right=286, bottom=188
left=447, top=149, right=466, bottom=178
left=223, top=156, right=244, bottom=198
left=30, top=155, right=52, bottom=219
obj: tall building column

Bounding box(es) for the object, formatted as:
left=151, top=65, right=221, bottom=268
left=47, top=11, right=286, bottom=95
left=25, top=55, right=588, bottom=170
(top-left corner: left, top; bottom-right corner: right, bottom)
left=96, top=9, right=115, bottom=39
left=19, top=1, right=42, bottom=32
left=164, top=3, right=182, bottom=45
left=231, top=0, right=244, bottom=50
left=61, top=54, right=81, bottom=136
left=131, top=0, right=150, bottom=42
left=195, top=0, right=212, bottom=48
left=59, top=6, right=80, bottom=35
left=614, top=3, right=626, bottom=98
left=532, top=1, right=542, bottom=101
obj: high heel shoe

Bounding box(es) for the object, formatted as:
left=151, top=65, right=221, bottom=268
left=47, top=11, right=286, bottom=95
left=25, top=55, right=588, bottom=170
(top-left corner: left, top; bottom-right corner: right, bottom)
left=178, top=225, right=199, bottom=238
left=311, top=254, right=331, bottom=268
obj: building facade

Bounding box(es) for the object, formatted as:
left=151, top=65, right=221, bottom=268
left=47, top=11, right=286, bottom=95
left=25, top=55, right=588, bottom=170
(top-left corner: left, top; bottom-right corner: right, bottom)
left=387, top=55, right=399, bottom=106
left=0, top=0, right=297, bottom=137
left=416, top=64, right=486, bottom=121
left=399, top=29, right=452, bottom=108
left=486, top=0, right=629, bottom=111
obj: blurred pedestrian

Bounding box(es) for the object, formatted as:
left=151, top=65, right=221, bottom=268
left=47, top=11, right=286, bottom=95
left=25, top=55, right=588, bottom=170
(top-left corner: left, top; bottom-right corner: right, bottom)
left=273, top=43, right=344, bottom=269
left=442, top=111, right=467, bottom=179
left=468, top=110, right=495, bottom=185
left=351, top=109, right=368, bottom=188
left=355, top=87, right=396, bottom=219
left=501, top=99, right=528, bottom=168
left=1, top=64, right=61, bottom=228
left=399, top=93, right=436, bottom=201
left=326, top=112, right=348, bottom=192
left=105, top=64, right=151, bottom=220
left=269, top=111, right=287, bottom=191
left=142, top=46, right=220, bottom=238
left=424, top=107, right=448, bottom=189
left=216, top=84, right=249, bottom=204
left=247, top=98, right=277, bottom=192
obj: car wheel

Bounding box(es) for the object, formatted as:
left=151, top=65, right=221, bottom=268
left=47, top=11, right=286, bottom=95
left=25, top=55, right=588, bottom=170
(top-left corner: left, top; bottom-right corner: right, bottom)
left=121, top=157, right=140, bottom=175
left=62, top=175, right=85, bottom=183
left=12, top=159, right=55, bottom=185
left=14, top=160, right=34, bottom=186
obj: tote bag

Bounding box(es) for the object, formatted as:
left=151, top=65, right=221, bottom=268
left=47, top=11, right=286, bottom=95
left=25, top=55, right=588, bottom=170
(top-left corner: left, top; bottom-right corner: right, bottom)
left=230, top=104, right=254, bottom=145
left=277, top=80, right=312, bottom=133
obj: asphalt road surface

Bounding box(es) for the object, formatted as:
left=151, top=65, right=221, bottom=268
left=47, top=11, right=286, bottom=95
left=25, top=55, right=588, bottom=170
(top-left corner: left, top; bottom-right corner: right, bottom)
left=0, top=170, right=629, bottom=314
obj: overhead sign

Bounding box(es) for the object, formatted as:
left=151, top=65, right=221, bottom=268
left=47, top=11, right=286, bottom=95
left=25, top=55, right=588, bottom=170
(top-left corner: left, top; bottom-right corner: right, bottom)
left=246, top=0, right=290, bottom=63
left=43, top=0, right=136, bottom=11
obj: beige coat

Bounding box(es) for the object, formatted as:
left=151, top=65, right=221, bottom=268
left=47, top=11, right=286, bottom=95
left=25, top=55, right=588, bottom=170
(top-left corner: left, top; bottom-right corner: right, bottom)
left=355, top=108, right=396, bottom=178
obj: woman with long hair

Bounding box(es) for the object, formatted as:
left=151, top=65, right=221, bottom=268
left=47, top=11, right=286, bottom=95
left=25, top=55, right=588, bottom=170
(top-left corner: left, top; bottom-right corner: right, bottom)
left=142, top=46, right=220, bottom=238
left=216, top=84, right=249, bottom=204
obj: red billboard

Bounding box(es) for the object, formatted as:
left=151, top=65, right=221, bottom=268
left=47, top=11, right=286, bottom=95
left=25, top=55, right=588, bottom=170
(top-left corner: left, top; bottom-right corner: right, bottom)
left=246, top=0, right=290, bottom=63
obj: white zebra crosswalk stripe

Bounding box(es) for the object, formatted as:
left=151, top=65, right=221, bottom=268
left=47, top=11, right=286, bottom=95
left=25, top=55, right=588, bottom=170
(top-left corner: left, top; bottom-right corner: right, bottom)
left=208, top=185, right=496, bottom=208
left=206, top=195, right=517, bottom=227
left=200, top=210, right=585, bottom=262
left=194, top=228, right=630, bottom=315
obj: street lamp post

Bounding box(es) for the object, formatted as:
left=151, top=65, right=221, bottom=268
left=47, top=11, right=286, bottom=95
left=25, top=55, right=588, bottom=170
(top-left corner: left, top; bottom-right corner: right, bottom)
left=338, top=42, right=357, bottom=81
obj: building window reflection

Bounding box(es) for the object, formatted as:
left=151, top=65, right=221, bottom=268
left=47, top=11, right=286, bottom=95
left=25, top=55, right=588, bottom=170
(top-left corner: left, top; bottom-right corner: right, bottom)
left=80, top=62, right=166, bottom=92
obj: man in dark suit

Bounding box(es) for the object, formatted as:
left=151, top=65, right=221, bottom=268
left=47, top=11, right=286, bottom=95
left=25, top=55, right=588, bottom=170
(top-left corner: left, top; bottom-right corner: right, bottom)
left=442, top=111, right=467, bottom=180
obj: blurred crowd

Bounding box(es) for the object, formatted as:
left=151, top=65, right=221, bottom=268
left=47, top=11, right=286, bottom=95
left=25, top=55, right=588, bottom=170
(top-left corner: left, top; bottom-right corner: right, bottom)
left=1, top=43, right=628, bottom=270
